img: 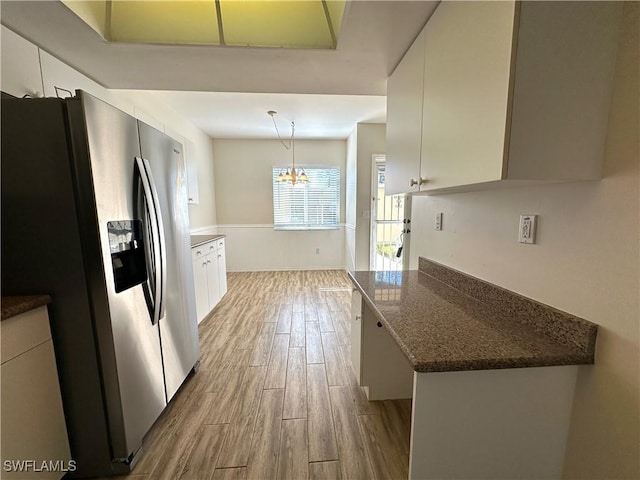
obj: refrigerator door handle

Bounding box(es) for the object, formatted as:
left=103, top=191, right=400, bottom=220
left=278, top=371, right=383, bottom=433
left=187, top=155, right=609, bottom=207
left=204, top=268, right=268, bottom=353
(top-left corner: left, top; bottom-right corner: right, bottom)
left=141, top=157, right=167, bottom=321
left=135, top=157, right=166, bottom=324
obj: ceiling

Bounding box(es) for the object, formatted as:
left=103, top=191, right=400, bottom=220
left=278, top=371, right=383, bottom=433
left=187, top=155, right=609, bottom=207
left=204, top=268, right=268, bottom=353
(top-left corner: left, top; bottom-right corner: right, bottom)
left=0, top=1, right=439, bottom=138
left=61, top=0, right=347, bottom=49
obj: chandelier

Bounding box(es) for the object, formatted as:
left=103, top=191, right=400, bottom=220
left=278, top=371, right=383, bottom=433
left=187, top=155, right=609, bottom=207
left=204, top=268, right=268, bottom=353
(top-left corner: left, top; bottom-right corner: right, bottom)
left=268, top=110, right=309, bottom=185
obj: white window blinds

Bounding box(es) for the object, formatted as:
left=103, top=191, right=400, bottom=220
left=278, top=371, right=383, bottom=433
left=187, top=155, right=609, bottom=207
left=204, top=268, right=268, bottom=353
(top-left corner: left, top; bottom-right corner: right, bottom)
left=272, top=167, right=340, bottom=230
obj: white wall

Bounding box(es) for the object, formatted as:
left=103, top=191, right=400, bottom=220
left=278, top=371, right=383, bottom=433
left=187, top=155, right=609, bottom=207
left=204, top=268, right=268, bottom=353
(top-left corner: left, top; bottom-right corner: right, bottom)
left=111, top=90, right=217, bottom=230
left=212, top=138, right=346, bottom=271
left=355, top=123, right=386, bottom=271
left=344, top=129, right=358, bottom=272
left=0, top=25, right=217, bottom=231
left=409, top=4, right=639, bottom=478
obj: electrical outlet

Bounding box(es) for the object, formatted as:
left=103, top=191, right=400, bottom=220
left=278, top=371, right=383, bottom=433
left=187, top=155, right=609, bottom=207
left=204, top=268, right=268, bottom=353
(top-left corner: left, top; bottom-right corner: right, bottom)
left=435, top=213, right=443, bottom=231
left=518, top=215, right=537, bottom=244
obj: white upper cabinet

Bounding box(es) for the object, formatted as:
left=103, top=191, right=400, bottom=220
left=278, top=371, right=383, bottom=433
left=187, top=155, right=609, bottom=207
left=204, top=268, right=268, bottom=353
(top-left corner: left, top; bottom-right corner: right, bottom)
left=386, top=1, right=623, bottom=195
left=421, top=1, right=515, bottom=191
left=385, top=29, right=426, bottom=196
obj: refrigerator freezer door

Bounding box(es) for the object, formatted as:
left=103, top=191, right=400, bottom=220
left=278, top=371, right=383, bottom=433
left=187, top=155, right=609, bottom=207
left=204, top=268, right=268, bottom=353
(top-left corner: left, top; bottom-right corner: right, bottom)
left=74, top=94, right=167, bottom=460
left=138, top=122, right=200, bottom=402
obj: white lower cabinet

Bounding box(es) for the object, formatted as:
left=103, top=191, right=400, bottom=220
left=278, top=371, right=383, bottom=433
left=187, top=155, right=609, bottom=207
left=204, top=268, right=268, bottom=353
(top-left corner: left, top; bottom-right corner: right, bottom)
left=1, top=305, right=72, bottom=480
left=192, top=237, right=227, bottom=324
left=350, top=289, right=363, bottom=383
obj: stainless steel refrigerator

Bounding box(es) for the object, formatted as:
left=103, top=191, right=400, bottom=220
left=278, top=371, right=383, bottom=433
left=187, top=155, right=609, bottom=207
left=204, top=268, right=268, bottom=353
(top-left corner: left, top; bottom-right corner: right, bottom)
left=1, top=91, right=200, bottom=477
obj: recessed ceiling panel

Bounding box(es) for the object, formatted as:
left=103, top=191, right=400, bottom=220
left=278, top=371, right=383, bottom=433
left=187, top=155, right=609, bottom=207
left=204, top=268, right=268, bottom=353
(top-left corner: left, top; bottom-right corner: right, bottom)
left=110, top=1, right=220, bottom=45
left=61, top=0, right=108, bottom=39
left=326, top=0, right=346, bottom=41
left=220, top=0, right=334, bottom=48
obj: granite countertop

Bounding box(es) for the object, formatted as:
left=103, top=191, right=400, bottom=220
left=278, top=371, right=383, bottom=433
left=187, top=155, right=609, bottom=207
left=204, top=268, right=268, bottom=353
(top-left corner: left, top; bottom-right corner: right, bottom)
left=2, top=295, right=52, bottom=321
left=191, top=234, right=226, bottom=248
left=349, top=258, right=597, bottom=373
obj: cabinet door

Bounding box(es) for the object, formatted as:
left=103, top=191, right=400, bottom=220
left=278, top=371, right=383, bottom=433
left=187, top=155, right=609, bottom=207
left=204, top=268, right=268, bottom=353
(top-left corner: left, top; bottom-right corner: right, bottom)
left=206, top=251, right=221, bottom=309
left=192, top=256, right=209, bottom=323
left=217, top=240, right=228, bottom=299
left=1, top=341, right=71, bottom=480
left=385, top=29, right=426, bottom=195
left=350, top=289, right=363, bottom=383
left=421, top=1, right=515, bottom=190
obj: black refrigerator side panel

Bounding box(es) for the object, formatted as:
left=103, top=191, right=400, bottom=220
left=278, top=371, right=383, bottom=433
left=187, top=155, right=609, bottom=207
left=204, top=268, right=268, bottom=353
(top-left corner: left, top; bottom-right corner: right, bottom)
left=0, top=99, right=113, bottom=476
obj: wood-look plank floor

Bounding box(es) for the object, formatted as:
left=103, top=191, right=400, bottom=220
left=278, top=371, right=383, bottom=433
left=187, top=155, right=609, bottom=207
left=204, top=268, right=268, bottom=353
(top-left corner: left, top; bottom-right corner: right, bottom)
left=118, top=270, right=411, bottom=480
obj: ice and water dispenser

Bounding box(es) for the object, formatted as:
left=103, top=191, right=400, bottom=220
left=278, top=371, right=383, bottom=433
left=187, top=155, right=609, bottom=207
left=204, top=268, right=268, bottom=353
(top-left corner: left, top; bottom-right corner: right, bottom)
left=107, top=220, right=147, bottom=293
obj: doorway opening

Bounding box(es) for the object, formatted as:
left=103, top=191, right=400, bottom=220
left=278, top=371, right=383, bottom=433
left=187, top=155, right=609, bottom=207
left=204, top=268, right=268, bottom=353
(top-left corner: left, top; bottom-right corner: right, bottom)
left=370, top=155, right=410, bottom=271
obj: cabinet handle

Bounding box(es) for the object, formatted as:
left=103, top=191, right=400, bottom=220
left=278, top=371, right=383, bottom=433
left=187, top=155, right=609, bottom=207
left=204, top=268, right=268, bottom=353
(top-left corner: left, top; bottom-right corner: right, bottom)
left=202, top=262, right=207, bottom=267
left=207, top=259, right=211, bottom=264
left=409, top=178, right=419, bottom=187
left=355, top=315, right=361, bottom=321
left=376, top=321, right=383, bottom=328
left=419, top=177, right=428, bottom=185
left=196, top=250, right=201, bottom=255
left=188, top=197, right=193, bottom=201
left=218, top=254, right=222, bottom=258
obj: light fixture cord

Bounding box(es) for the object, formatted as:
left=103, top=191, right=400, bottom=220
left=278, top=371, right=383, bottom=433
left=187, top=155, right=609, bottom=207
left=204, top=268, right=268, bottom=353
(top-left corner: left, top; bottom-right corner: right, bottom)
left=271, top=116, right=294, bottom=151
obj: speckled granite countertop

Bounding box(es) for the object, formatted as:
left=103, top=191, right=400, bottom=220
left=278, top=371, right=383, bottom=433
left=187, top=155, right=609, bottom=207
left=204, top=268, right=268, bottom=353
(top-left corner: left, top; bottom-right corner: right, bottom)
left=191, top=234, right=225, bottom=248
left=2, top=295, right=52, bottom=321
left=349, top=258, right=597, bottom=373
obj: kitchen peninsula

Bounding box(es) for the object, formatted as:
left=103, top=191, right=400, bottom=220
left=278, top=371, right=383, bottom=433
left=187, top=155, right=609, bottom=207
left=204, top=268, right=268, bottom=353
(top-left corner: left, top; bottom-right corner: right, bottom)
left=349, top=257, right=597, bottom=479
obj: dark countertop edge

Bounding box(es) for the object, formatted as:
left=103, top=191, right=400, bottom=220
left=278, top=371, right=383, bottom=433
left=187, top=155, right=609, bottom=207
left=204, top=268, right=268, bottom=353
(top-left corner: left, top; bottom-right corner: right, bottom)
left=1, top=295, right=52, bottom=321
left=190, top=234, right=226, bottom=248
left=348, top=271, right=594, bottom=374
left=412, top=354, right=594, bottom=373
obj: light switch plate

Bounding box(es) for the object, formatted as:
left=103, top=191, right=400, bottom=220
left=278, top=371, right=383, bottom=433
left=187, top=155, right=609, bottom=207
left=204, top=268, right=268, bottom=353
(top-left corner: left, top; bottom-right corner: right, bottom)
left=435, top=213, right=443, bottom=231
left=518, top=215, right=537, bottom=244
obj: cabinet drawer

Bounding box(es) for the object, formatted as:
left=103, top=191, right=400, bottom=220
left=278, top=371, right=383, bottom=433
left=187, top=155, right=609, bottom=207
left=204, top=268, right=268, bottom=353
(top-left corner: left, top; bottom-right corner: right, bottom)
left=205, top=241, right=218, bottom=254
left=1, top=306, right=51, bottom=364
left=191, top=245, right=208, bottom=262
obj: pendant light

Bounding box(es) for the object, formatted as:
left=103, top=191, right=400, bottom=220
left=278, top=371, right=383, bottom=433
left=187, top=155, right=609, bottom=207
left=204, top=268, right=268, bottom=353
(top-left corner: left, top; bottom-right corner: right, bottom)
left=269, top=110, right=309, bottom=185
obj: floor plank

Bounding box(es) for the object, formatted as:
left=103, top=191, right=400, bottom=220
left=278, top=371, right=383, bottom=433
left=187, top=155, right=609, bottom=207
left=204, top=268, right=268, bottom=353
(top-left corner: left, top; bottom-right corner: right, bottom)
left=204, top=349, right=252, bottom=424
left=283, top=347, right=307, bottom=420
left=276, top=308, right=292, bottom=334
left=216, top=366, right=267, bottom=468
left=321, top=332, right=349, bottom=386
left=351, top=385, right=382, bottom=416
left=329, top=386, right=374, bottom=480
left=307, top=364, right=339, bottom=463
left=179, top=424, right=227, bottom=479
left=316, top=305, right=335, bottom=333
left=305, top=322, right=325, bottom=364
left=249, top=322, right=277, bottom=367
left=290, top=312, right=306, bottom=347
left=277, top=419, right=309, bottom=480
left=264, top=334, right=290, bottom=389
left=147, top=393, right=217, bottom=480
left=309, top=461, right=342, bottom=480
left=246, top=389, right=284, bottom=480
left=381, top=400, right=412, bottom=455
left=212, top=467, right=247, bottom=480
left=358, top=413, right=408, bottom=480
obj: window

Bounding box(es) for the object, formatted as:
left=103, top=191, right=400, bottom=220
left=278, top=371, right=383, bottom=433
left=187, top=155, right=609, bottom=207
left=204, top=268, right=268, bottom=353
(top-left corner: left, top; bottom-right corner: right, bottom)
left=272, top=167, right=340, bottom=230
